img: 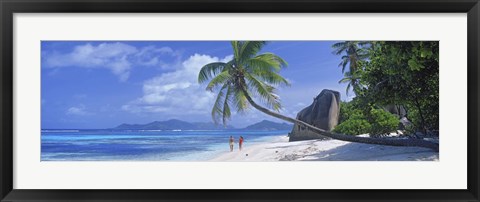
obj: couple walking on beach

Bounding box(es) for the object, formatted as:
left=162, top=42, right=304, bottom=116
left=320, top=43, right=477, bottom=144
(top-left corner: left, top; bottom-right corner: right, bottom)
left=229, top=136, right=244, bottom=152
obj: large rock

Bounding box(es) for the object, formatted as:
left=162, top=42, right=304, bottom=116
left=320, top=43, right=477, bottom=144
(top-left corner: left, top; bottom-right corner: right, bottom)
left=289, top=89, right=340, bottom=141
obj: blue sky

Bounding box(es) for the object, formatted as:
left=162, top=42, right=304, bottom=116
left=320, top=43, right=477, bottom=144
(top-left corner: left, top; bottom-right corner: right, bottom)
left=41, top=41, right=349, bottom=129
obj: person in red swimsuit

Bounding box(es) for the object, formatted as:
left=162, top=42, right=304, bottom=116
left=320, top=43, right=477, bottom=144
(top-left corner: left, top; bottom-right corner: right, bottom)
left=239, top=136, right=244, bottom=151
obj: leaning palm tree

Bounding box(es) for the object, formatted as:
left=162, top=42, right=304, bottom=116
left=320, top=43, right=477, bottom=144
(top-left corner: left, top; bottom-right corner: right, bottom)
left=198, top=41, right=438, bottom=151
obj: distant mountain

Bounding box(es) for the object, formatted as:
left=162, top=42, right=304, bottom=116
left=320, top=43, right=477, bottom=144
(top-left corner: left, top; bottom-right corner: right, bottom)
left=242, top=120, right=293, bottom=131
left=113, top=119, right=234, bottom=130
left=113, top=119, right=290, bottom=131
left=192, top=122, right=235, bottom=130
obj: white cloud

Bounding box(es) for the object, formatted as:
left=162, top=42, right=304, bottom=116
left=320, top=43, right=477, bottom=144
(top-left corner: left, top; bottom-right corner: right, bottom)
left=134, top=46, right=179, bottom=67
left=66, top=105, right=92, bottom=116
left=122, top=54, right=233, bottom=115
left=44, top=42, right=178, bottom=81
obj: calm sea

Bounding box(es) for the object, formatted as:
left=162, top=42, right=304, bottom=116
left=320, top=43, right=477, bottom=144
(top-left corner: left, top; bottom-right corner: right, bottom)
left=41, top=129, right=289, bottom=161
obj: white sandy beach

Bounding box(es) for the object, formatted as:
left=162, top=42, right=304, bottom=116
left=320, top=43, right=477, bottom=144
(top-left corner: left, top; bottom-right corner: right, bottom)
left=210, top=135, right=439, bottom=161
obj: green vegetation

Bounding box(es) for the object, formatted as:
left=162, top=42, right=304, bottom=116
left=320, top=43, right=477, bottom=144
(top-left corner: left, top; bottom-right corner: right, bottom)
left=334, top=41, right=439, bottom=135
left=338, top=101, right=357, bottom=124
left=369, top=108, right=399, bottom=137
left=333, top=112, right=371, bottom=135
left=335, top=101, right=399, bottom=136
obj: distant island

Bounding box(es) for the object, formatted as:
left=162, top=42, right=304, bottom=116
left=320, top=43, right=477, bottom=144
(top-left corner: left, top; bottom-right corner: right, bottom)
left=242, top=120, right=293, bottom=131
left=112, top=119, right=292, bottom=131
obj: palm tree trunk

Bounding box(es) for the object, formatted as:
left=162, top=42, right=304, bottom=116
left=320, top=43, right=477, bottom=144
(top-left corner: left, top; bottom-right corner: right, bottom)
left=241, top=89, right=439, bottom=151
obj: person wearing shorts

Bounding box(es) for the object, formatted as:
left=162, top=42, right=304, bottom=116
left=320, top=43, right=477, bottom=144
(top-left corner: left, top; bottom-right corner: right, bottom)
left=229, top=136, right=234, bottom=152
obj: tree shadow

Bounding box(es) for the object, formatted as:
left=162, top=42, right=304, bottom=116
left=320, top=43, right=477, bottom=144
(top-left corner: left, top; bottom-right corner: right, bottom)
left=299, top=142, right=438, bottom=161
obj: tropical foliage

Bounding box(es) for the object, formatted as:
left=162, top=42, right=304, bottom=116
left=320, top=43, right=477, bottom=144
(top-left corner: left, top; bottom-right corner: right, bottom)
left=345, top=41, right=439, bottom=134
left=332, top=41, right=369, bottom=95
left=333, top=107, right=371, bottom=135
left=336, top=101, right=399, bottom=136
left=369, top=108, right=400, bottom=137
left=333, top=41, right=439, bottom=136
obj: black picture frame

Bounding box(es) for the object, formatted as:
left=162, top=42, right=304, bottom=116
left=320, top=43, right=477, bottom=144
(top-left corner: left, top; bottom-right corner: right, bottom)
left=1, top=0, right=479, bottom=201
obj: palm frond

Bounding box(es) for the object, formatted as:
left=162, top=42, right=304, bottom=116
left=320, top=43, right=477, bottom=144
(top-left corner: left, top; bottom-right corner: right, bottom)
left=249, top=69, right=290, bottom=87
left=247, top=53, right=287, bottom=72
left=339, top=77, right=352, bottom=84
left=198, top=62, right=228, bottom=83
left=245, top=74, right=282, bottom=111
left=206, top=70, right=232, bottom=91
left=339, top=56, right=349, bottom=73
left=211, top=84, right=228, bottom=124
left=231, top=41, right=241, bottom=61
left=232, top=87, right=249, bottom=113
left=332, top=42, right=348, bottom=55
left=239, top=41, right=267, bottom=62
left=357, top=41, right=372, bottom=46
left=345, top=83, right=352, bottom=96
left=222, top=86, right=233, bottom=126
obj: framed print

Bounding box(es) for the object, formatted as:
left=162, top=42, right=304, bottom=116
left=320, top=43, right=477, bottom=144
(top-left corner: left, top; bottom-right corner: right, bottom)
left=1, top=0, right=479, bottom=201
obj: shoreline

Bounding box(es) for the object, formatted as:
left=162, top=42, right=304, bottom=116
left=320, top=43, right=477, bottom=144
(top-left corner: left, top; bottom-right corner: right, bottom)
left=209, top=135, right=439, bottom=161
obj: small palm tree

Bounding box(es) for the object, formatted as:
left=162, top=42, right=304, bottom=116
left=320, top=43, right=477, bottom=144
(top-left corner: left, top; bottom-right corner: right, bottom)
left=339, top=71, right=363, bottom=97
left=332, top=41, right=369, bottom=95
left=199, top=41, right=438, bottom=151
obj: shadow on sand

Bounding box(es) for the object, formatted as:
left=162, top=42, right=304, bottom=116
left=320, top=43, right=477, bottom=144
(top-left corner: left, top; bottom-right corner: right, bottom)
left=297, top=141, right=437, bottom=161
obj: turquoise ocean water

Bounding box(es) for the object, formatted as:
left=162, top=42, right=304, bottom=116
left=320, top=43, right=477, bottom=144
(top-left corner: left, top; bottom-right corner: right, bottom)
left=41, top=129, right=288, bottom=161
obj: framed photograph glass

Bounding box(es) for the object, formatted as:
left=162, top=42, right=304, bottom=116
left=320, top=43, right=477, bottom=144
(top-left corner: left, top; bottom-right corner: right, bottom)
left=1, top=0, right=478, bottom=201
